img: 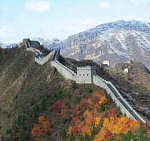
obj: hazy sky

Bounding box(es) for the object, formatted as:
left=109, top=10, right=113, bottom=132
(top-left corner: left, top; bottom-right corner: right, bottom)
left=0, top=0, right=150, bottom=43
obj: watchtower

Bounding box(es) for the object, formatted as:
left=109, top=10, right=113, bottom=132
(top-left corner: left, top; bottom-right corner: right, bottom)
left=76, top=66, right=96, bottom=84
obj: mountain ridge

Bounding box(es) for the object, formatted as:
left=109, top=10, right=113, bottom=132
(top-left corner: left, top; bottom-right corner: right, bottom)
left=61, top=20, right=150, bottom=70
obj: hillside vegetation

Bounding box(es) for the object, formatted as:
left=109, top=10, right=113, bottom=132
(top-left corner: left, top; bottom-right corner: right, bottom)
left=0, top=45, right=150, bottom=141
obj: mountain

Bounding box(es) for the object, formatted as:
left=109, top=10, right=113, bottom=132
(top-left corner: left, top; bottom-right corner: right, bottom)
left=33, top=37, right=64, bottom=50
left=0, top=42, right=17, bottom=48
left=61, top=20, right=150, bottom=70
left=0, top=42, right=5, bottom=48
left=110, top=62, right=150, bottom=92
left=1, top=41, right=150, bottom=140
left=0, top=43, right=110, bottom=140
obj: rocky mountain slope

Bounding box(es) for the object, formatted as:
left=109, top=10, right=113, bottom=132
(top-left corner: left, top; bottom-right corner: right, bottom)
left=61, top=20, right=150, bottom=70
left=108, top=62, right=150, bottom=91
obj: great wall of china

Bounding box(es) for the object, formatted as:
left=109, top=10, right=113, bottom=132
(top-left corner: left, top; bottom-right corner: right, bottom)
left=25, top=39, right=147, bottom=123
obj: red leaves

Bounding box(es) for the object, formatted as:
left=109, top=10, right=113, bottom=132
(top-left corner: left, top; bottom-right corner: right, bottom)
left=51, top=100, right=62, bottom=111
left=108, top=108, right=116, bottom=118
left=72, top=116, right=81, bottom=124
left=100, top=112, right=105, bottom=119
left=69, top=125, right=80, bottom=136
left=104, top=129, right=112, bottom=140
left=74, top=105, right=80, bottom=114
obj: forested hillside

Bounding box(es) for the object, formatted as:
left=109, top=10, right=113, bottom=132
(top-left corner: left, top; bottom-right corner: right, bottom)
left=0, top=45, right=150, bottom=141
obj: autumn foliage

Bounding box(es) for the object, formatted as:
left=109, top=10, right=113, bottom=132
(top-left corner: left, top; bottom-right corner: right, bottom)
left=31, top=116, right=50, bottom=138
left=68, top=90, right=107, bottom=137
left=67, top=90, right=146, bottom=140
left=94, top=116, right=140, bottom=141
left=30, top=90, right=150, bottom=141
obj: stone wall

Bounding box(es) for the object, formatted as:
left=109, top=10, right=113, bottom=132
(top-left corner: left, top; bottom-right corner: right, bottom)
left=26, top=47, right=42, bottom=55
left=51, top=60, right=76, bottom=81
left=51, top=57, right=147, bottom=123
left=35, top=51, right=55, bottom=65
left=93, top=75, right=146, bottom=123
left=25, top=42, right=147, bottom=123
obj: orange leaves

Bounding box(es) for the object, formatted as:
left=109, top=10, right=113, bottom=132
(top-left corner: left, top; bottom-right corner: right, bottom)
left=94, top=116, right=140, bottom=141
left=31, top=124, right=42, bottom=137
left=39, top=116, right=46, bottom=123
left=94, top=128, right=112, bottom=141
left=81, top=125, right=92, bottom=136
left=94, top=116, right=101, bottom=127
left=97, top=96, right=107, bottom=105
left=31, top=116, right=50, bottom=138
left=38, top=116, right=50, bottom=133
left=93, top=90, right=107, bottom=108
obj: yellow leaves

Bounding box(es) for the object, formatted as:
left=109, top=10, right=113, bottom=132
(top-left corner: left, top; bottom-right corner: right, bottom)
left=94, top=116, right=140, bottom=141
left=94, top=116, right=101, bottom=127
left=39, top=116, right=46, bottom=123
left=93, top=90, right=107, bottom=108
left=97, top=96, right=107, bottom=105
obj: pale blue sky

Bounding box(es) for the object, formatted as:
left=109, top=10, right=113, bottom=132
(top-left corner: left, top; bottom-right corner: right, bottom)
left=0, top=0, right=150, bottom=43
